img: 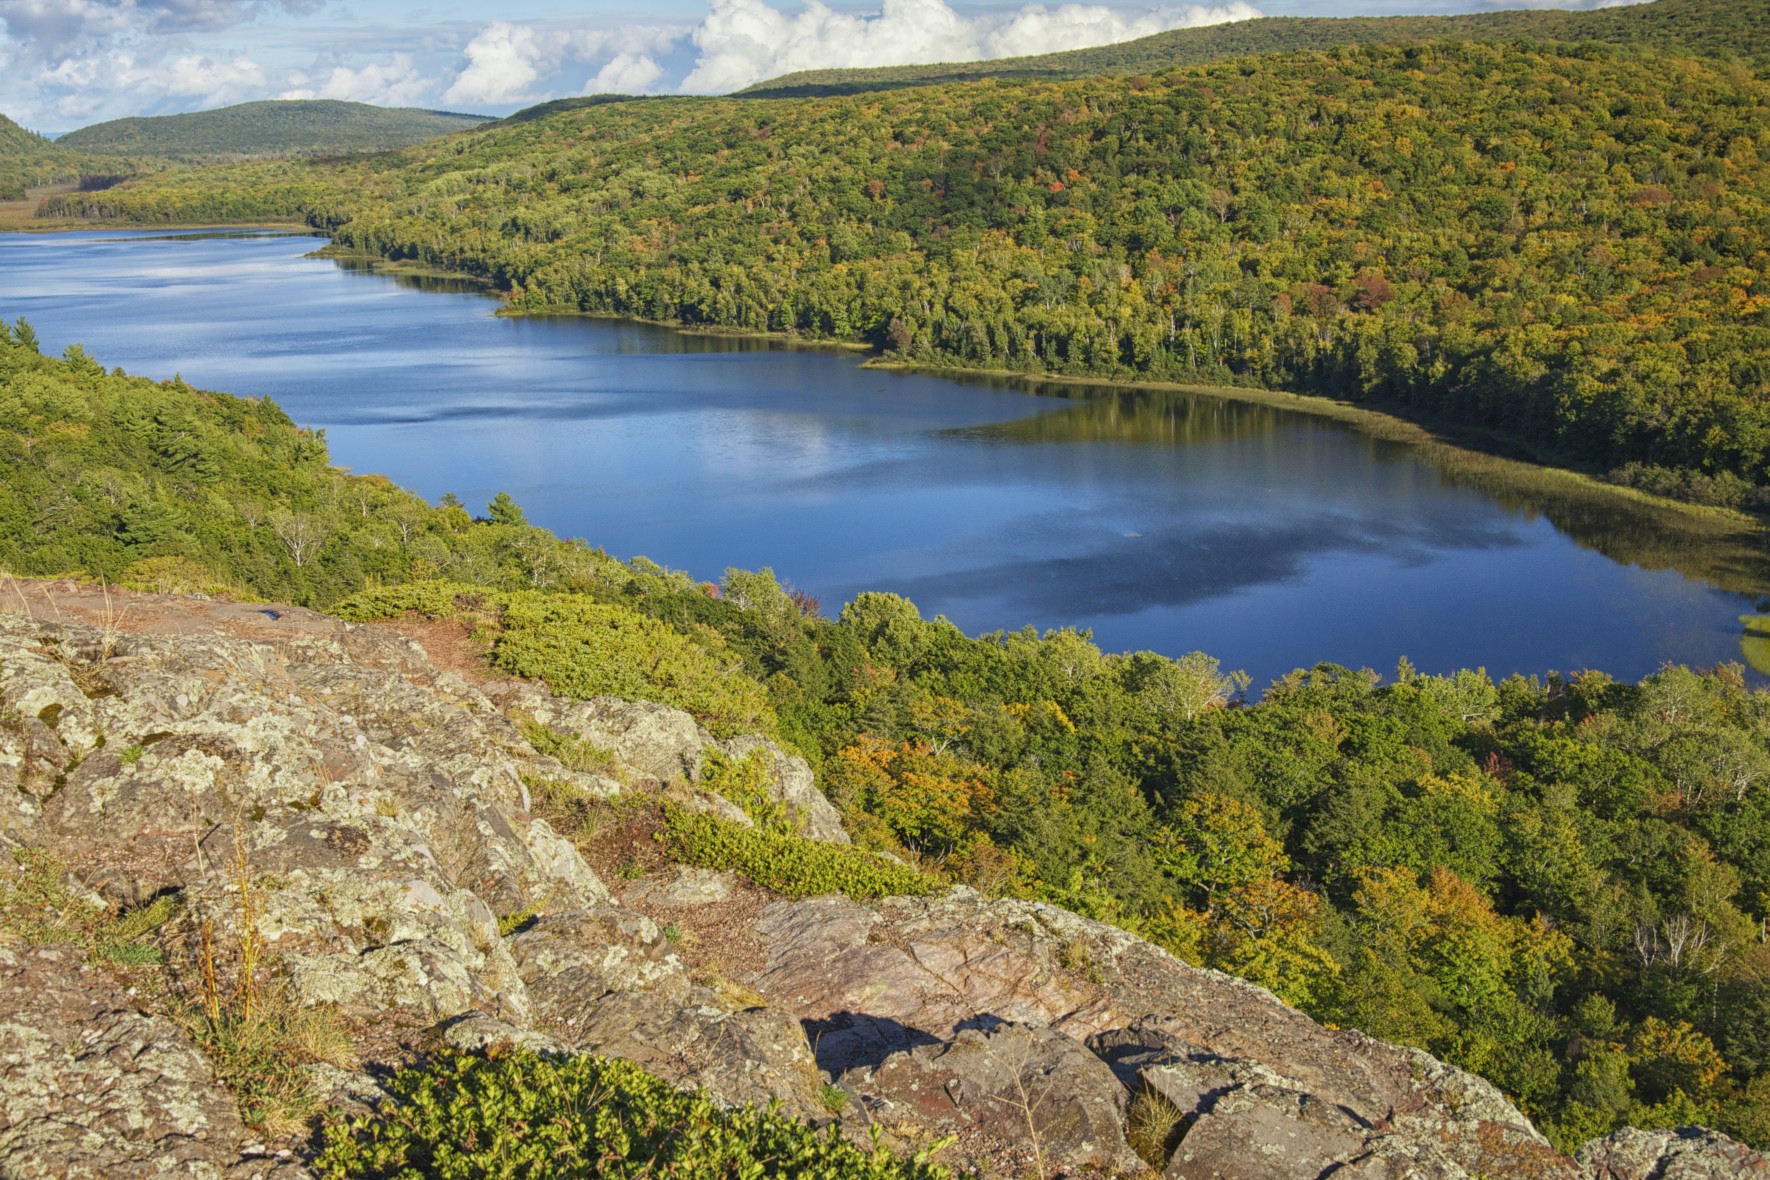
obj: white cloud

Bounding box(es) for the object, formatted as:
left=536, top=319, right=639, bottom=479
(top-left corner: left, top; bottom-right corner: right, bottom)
left=0, top=0, right=324, bottom=60
left=987, top=2, right=1260, bottom=58
left=0, top=0, right=133, bottom=60
left=38, top=46, right=269, bottom=118
left=281, top=52, right=433, bottom=105
left=438, top=19, right=685, bottom=105
left=588, top=50, right=664, bottom=95
left=0, top=0, right=336, bottom=123
left=678, top=0, right=1261, bottom=94
left=441, top=20, right=550, bottom=105
left=160, top=50, right=266, bottom=96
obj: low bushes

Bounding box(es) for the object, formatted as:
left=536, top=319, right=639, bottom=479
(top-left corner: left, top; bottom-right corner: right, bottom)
left=337, top=582, right=775, bottom=737
left=661, top=808, right=938, bottom=900
left=314, top=1048, right=951, bottom=1179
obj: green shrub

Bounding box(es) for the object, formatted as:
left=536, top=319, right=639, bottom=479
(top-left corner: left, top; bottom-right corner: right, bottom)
left=699, top=747, right=791, bottom=831
left=337, top=582, right=776, bottom=738
left=119, top=555, right=245, bottom=597
left=520, top=720, right=619, bottom=777
left=313, top=1049, right=952, bottom=1179
left=492, top=594, right=773, bottom=737
left=661, top=809, right=938, bottom=900
left=334, top=580, right=479, bottom=622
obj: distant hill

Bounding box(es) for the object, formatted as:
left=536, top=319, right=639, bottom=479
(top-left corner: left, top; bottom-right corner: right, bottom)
left=741, top=0, right=1770, bottom=96
left=0, top=113, right=50, bottom=155
left=498, top=94, right=660, bottom=126
left=59, top=100, right=491, bottom=160
left=0, top=112, right=117, bottom=200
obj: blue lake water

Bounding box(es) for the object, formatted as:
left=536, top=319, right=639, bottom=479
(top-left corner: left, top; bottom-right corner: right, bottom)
left=3, top=228, right=1765, bottom=688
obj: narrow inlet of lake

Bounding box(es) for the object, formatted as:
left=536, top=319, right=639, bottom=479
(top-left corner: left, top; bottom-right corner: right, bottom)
left=3, top=228, right=1765, bottom=688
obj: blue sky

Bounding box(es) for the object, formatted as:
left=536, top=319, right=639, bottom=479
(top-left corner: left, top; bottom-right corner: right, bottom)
left=0, top=0, right=1645, bottom=132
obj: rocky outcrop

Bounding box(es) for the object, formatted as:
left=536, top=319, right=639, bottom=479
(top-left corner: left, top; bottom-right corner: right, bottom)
left=3, top=603, right=613, bottom=1030
left=0, top=581, right=1763, bottom=1180
left=843, top=1019, right=1144, bottom=1177
left=1579, top=1126, right=1770, bottom=1179
left=0, top=585, right=812, bottom=1175
left=751, top=889, right=1574, bottom=1178
left=0, top=943, right=304, bottom=1180
left=496, top=684, right=850, bottom=843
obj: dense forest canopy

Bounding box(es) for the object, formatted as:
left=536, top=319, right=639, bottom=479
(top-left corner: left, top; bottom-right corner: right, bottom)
left=740, top=0, right=1770, bottom=97
left=2, top=327, right=1769, bottom=1151
left=57, top=100, right=493, bottom=162
left=48, top=37, right=1770, bottom=504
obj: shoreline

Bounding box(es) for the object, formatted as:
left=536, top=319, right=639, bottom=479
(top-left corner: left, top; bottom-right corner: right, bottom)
left=14, top=219, right=1768, bottom=543
left=862, top=357, right=1766, bottom=531
left=0, top=183, right=316, bottom=234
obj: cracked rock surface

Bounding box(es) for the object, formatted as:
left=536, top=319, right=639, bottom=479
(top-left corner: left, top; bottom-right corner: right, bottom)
left=0, top=943, right=306, bottom=1180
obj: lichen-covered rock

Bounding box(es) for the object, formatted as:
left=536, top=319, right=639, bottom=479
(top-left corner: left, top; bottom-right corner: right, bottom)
left=510, top=908, right=691, bottom=1023
left=539, top=986, right=830, bottom=1121
left=501, top=692, right=708, bottom=784
left=844, top=1020, right=1143, bottom=1177
left=626, top=865, right=738, bottom=906
left=1, top=605, right=611, bottom=1025
left=716, top=733, right=850, bottom=844
left=0, top=943, right=307, bottom=1180
left=499, top=685, right=849, bottom=843
left=1579, top=1126, right=1770, bottom=1178
left=432, top=1010, right=567, bottom=1056
left=753, top=888, right=1576, bottom=1179
left=1162, top=1082, right=1370, bottom=1180
left=755, top=894, right=1108, bottom=1075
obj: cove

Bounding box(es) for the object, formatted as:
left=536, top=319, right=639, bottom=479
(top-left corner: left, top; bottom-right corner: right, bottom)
left=2, top=227, right=1766, bottom=689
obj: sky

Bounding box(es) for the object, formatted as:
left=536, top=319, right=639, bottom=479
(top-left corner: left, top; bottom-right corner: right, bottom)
left=0, top=0, right=1646, bottom=133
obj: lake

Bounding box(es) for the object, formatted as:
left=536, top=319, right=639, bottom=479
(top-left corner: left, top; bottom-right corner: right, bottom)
left=3, top=228, right=1767, bottom=688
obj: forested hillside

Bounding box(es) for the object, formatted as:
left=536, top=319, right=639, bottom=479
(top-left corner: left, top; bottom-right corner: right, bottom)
left=0, top=115, right=44, bottom=155
left=58, top=100, right=491, bottom=161
left=742, top=0, right=1770, bottom=96
left=53, top=39, right=1770, bottom=504
left=0, top=318, right=602, bottom=604
left=3, top=324, right=1768, bottom=1150
left=0, top=114, right=106, bottom=202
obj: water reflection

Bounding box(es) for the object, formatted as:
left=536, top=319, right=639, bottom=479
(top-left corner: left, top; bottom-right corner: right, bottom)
left=131, top=230, right=326, bottom=243
left=322, top=256, right=489, bottom=296
left=3, top=228, right=1768, bottom=685
left=954, top=385, right=1310, bottom=448
left=955, top=385, right=1770, bottom=607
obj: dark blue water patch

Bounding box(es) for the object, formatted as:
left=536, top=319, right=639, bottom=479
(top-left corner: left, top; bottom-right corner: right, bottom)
left=1, top=227, right=1764, bottom=688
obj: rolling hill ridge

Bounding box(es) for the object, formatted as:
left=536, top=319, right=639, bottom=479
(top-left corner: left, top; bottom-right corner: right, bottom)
left=58, top=99, right=492, bottom=160
left=741, top=0, right=1770, bottom=97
